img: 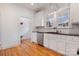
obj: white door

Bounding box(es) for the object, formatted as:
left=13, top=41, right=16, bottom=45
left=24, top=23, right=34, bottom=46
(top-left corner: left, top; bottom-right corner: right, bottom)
left=20, top=17, right=31, bottom=39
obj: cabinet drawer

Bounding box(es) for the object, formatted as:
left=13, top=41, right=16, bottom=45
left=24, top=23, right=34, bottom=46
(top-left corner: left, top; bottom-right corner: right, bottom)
left=72, top=36, right=79, bottom=42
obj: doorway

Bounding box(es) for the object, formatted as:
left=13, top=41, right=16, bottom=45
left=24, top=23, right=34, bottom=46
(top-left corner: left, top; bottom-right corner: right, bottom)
left=20, top=16, right=31, bottom=40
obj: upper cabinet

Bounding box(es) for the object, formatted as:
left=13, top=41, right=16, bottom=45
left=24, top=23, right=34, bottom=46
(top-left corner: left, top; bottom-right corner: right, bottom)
left=34, top=3, right=75, bottom=28
left=34, top=11, right=45, bottom=26
left=70, top=3, right=79, bottom=23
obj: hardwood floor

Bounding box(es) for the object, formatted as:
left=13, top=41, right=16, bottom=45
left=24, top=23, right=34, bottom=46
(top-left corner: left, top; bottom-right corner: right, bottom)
left=0, top=39, right=63, bottom=56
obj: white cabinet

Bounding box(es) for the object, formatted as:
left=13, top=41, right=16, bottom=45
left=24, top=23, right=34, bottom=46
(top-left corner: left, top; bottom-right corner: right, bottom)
left=44, top=34, right=49, bottom=47
left=44, top=34, right=66, bottom=54
left=34, top=11, right=45, bottom=26
left=72, top=36, right=79, bottom=42
left=56, top=35, right=66, bottom=54
left=70, top=3, right=79, bottom=23
left=66, top=40, right=79, bottom=56
left=66, top=36, right=79, bottom=56
left=31, top=32, right=37, bottom=43
left=44, top=33, right=79, bottom=56
left=48, top=34, right=57, bottom=51
left=44, top=34, right=57, bottom=51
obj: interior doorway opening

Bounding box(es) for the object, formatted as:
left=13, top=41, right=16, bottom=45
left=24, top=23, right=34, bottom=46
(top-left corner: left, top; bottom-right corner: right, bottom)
left=20, top=16, right=31, bottom=41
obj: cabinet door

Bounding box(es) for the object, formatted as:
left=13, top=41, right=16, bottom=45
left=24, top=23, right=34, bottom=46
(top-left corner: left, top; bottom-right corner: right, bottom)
left=66, top=41, right=79, bottom=56
left=44, top=34, right=49, bottom=47
left=65, top=35, right=79, bottom=56
left=48, top=38, right=57, bottom=51
left=34, top=11, right=45, bottom=26
left=66, top=36, right=79, bottom=56
left=56, top=35, right=66, bottom=54
left=48, top=34, right=57, bottom=51
left=31, top=32, right=37, bottom=43
left=44, top=34, right=66, bottom=53
left=44, top=34, right=57, bottom=51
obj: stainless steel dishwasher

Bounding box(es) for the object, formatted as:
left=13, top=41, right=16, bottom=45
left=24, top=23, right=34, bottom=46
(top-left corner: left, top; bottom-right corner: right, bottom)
left=37, top=32, right=44, bottom=46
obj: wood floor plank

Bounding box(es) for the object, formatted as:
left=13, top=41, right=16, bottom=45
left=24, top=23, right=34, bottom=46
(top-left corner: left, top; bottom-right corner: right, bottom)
left=23, top=41, right=47, bottom=56
left=0, top=39, right=63, bottom=56
left=7, top=49, right=11, bottom=56
left=23, top=39, right=62, bottom=56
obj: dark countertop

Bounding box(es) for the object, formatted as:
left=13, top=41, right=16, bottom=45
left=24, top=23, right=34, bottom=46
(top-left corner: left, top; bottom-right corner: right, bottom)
left=32, top=31, right=79, bottom=37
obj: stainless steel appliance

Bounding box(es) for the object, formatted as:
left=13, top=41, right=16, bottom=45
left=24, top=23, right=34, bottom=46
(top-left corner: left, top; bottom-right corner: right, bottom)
left=37, top=32, right=44, bottom=46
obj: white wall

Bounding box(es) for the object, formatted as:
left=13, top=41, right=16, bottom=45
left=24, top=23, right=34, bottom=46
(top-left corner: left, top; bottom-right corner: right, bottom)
left=0, top=13, right=1, bottom=37
left=70, top=3, right=79, bottom=23
left=0, top=4, right=34, bottom=49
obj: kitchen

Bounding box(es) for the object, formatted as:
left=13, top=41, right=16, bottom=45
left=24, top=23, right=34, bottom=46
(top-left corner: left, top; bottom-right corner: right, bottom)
left=31, top=3, right=79, bottom=56
left=0, top=3, right=79, bottom=56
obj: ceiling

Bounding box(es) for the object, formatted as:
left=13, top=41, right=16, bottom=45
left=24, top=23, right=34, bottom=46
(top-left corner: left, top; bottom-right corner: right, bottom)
left=14, top=3, right=70, bottom=12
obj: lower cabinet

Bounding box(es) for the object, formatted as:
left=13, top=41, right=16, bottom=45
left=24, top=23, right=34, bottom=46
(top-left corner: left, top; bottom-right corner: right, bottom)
left=44, top=34, right=49, bottom=48
left=44, top=34, right=66, bottom=54
left=44, top=33, right=79, bottom=56
left=44, top=37, right=49, bottom=48
left=44, top=34, right=57, bottom=51
left=66, top=40, right=79, bottom=56
left=56, top=39, right=66, bottom=54
left=31, top=32, right=79, bottom=56
left=48, top=37, right=57, bottom=51
left=31, top=32, right=37, bottom=43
